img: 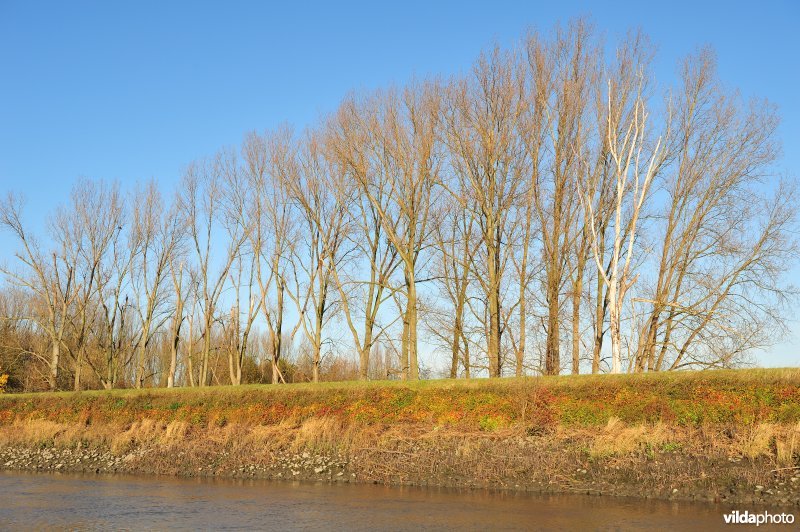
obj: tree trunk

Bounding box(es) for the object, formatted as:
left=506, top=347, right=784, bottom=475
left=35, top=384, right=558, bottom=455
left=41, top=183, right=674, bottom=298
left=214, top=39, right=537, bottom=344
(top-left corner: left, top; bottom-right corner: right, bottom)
left=487, top=227, right=502, bottom=378
left=571, top=272, right=582, bottom=374
left=544, top=276, right=560, bottom=375
left=592, top=254, right=607, bottom=374
left=359, top=345, right=370, bottom=381
left=449, top=309, right=462, bottom=378
left=407, top=273, right=419, bottom=380
left=228, top=347, right=237, bottom=386
left=136, top=321, right=151, bottom=389
left=487, top=288, right=501, bottom=377
left=639, top=311, right=660, bottom=372
left=73, top=345, right=83, bottom=391
left=516, top=284, right=526, bottom=377
left=400, top=317, right=409, bottom=380
left=608, top=278, right=621, bottom=374
left=312, top=309, right=323, bottom=383
left=272, top=357, right=280, bottom=383
left=359, top=315, right=374, bottom=380
left=462, top=336, right=471, bottom=379
left=49, top=340, right=60, bottom=391
left=167, top=325, right=180, bottom=388
left=200, top=320, right=211, bottom=387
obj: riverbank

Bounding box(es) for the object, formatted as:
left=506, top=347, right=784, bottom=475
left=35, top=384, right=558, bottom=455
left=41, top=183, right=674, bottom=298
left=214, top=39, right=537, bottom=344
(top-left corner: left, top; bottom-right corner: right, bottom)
left=1, top=369, right=799, bottom=506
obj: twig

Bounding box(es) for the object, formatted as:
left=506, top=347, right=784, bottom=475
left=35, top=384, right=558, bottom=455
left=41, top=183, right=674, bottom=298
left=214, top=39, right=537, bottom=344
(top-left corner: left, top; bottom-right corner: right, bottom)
left=358, top=448, right=412, bottom=456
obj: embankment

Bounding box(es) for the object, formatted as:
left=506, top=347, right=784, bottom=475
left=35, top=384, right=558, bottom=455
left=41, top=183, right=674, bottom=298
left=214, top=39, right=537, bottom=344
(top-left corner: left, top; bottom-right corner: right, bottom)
left=2, top=369, right=800, bottom=506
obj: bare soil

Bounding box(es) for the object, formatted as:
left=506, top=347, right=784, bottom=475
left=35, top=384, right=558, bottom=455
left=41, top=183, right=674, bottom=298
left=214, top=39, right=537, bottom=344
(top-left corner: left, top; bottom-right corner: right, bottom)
left=1, top=419, right=798, bottom=507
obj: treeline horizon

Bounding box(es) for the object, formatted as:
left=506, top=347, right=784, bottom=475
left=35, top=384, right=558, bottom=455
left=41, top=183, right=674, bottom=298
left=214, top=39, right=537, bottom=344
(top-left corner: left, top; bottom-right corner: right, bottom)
left=1, top=19, right=797, bottom=392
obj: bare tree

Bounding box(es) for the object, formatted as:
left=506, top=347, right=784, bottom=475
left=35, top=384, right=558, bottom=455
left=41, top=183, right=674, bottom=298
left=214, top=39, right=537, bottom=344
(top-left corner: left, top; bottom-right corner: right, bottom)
left=636, top=50, right=796, bottom=371
left=52, top=180, right=124, bottom=390
left=130, top=182, right=185, bottom=387
left=166, top=255, right=189, bottom=388
left=2, top=23, right=797, bottom=389
left=328, top=97, right=402, bottom=380
left=93, top=202, right=137, bottom=389
left=431, top=203, right=476, bottom=378
left=0, top=194, right=76, bottom=390
left=583, top=76, right=667, bottom=373
left=283, top=131, right=350, bottom=382
left=241, top=130, right=296, bottom=384
left=529, top=22, right=596, bottom=376
left=182, top=154, right=248, bottom=387
left=226, top=249, right=259, bottom=385
left=443, top=47, right=526, bottom=377
left=509, top=33, right=551, bottom=377
left=355, top=83, right=442, bottom=380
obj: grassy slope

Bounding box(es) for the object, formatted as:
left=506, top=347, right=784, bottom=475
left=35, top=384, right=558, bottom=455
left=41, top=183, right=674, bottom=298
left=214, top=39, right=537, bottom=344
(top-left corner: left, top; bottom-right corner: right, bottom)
left=2, top=368, right=800, bottom=505
left=2, top=368, right=800, bottom=430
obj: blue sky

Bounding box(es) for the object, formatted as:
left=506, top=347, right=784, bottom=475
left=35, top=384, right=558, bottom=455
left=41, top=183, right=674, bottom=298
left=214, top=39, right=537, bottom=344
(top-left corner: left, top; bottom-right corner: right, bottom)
left=1, top=0, right=798, bottom=367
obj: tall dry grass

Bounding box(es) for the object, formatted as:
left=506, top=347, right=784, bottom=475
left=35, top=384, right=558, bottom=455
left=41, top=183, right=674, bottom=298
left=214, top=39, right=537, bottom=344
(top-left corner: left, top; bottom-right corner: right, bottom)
left=589, top=417, right=668, bottom=457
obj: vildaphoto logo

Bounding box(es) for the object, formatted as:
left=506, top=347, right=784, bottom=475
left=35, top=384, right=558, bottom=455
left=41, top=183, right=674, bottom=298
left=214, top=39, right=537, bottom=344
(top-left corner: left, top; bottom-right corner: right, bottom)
left=723, top=510, right=795, bottom=526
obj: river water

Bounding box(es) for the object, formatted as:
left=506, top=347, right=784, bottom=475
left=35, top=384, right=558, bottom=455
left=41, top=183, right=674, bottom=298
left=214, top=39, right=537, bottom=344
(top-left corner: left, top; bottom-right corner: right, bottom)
left=0, top=471, right=763, bottom=530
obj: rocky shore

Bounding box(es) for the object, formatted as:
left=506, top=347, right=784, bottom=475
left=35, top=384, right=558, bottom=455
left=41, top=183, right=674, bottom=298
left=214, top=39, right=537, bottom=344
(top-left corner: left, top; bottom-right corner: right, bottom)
left=2, top=370, right=800, bottom=507
left=1, top=421, right=799, bottom=507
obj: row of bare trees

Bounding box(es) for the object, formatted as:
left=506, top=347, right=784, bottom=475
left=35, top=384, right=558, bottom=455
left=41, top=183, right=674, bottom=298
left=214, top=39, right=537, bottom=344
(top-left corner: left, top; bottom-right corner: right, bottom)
left=1, top=21, right=796, bottom=391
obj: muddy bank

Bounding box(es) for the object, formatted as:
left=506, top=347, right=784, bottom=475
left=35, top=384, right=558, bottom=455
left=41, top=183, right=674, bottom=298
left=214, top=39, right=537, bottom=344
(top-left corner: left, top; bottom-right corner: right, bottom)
left=2, top=370, right=800, bottom=506
left=1, top=418, right=799, bottom=507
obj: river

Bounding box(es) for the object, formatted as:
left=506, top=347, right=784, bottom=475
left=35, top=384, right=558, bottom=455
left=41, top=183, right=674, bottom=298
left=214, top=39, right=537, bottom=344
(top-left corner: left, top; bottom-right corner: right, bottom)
left=0, top=470, right=764, bottom=530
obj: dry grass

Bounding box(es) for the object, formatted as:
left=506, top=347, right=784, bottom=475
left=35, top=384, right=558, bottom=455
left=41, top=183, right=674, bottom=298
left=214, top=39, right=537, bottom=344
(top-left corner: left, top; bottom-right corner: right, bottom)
left=246, top=420, right=296, bottom=449
left=589, top=417, right=668, bottom=457
left=293, top=417, right=346, bottom=451
left=163, top=421, right=190, bottom=444
left=733, top=422, right=799, bottom=465
left=0, top=418, right=122, bottom=449
left=1, top=367, right=799, bottom=490
left=0, top=419, right=63, bottom=446
left=111, top=419, right=160, bottom=453
left=739, top=423, right=775, bottom=460
left=775, top=422, right=800, bottom=466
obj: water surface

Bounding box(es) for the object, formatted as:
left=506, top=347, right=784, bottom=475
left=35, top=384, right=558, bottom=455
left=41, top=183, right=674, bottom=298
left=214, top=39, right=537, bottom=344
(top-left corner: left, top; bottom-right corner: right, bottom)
left=0, top=471, right=759, bottom=530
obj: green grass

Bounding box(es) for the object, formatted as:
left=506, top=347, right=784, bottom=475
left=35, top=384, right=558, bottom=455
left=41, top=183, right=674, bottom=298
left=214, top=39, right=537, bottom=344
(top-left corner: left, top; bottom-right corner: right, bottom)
left=5, top=366, right=798, bottom=398
left=1, top=368, right=799, bottom=429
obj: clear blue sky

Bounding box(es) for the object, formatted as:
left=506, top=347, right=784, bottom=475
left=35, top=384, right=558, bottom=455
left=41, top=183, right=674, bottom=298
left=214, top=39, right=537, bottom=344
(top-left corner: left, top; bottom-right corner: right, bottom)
left=1, top=0, right=798, bottom=366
